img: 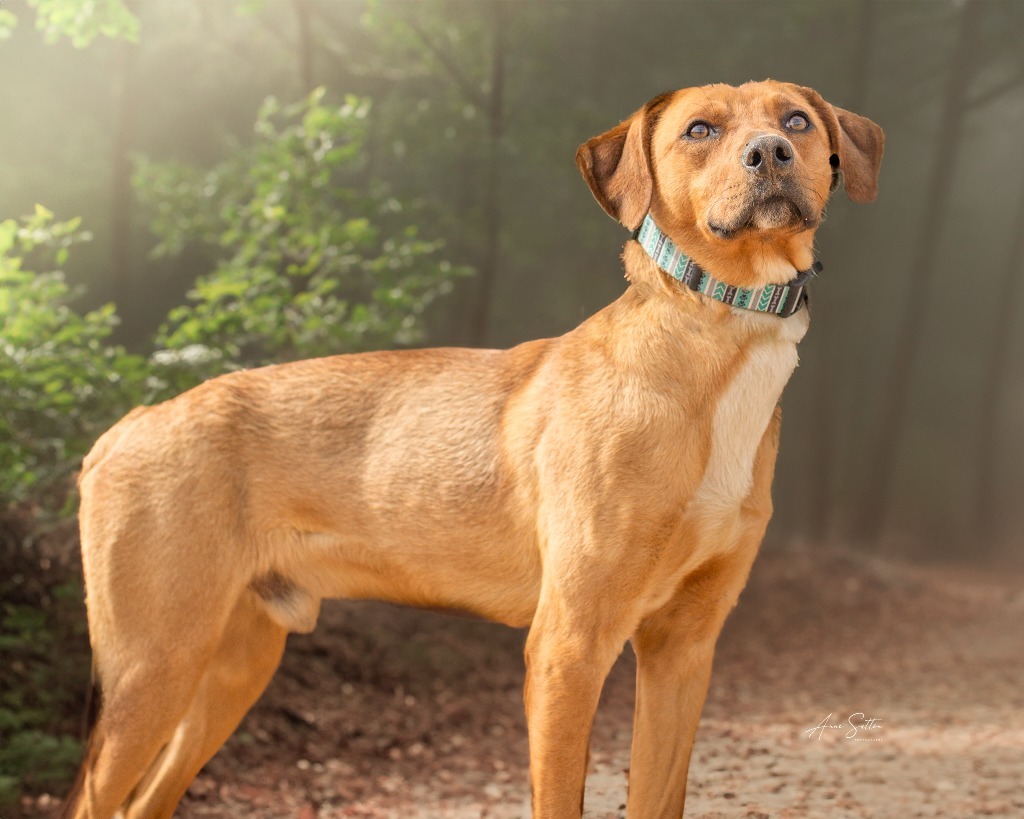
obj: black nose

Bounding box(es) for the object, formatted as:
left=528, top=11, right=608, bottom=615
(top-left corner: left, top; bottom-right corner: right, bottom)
left=742, top=134, right=794, bottom=172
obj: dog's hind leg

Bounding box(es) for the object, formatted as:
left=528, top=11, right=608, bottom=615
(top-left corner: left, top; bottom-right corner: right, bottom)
left=66, top=482, right=268, bottom=816
left=122, top=590, right=287, bottom=818
left=65, top=598, right=236, bottom=819
left=67, top=579, right=287, bottom=819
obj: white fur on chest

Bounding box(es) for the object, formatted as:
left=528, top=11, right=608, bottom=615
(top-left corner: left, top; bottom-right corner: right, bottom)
left=693, top=314, right=806, bottom=513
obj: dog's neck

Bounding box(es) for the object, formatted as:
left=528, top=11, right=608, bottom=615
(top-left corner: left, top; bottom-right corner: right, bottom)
left=629, top=215, right=817, bottom=319
left=622, top=222, right=815, bottom=326
left=641, top=204, right=818, bottom=291
left=580, top=248, right=808, bottom=394
left=617, top=242, right=810, bottom=341
left=574, top=224, right=812, bottom=382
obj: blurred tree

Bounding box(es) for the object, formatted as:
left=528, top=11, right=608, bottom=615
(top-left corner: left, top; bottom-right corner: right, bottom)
left=2, top=0, right=143, bottom=339
left=807, top=0, right=878, bottom=545
left=292, top=0, right=315, bottom=91
left=853, top=0, right=984, bottom=547
left=364, top=0, right=507, bottom=346
left=110, top=29, right=138, bottom=303
left=975, top=173, right=1024, bottom=549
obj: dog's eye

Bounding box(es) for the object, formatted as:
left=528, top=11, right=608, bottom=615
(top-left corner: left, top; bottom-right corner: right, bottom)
left=786, top=112, right=810, bottom=131
left=685, top=121, right=712, bottom=140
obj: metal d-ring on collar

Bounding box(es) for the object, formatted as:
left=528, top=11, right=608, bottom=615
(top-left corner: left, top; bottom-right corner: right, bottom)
left=631, top=214, right=822, bottom=318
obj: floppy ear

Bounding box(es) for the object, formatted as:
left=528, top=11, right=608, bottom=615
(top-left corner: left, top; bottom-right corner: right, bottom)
left=830, top=105, right=885, bottom=202
left=575, top=92, right=674, bottom=230
left=794, top=86, right=885, bottom=203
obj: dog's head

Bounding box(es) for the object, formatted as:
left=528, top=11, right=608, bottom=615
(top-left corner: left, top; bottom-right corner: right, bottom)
left=577, top=81, right=884, bottom=285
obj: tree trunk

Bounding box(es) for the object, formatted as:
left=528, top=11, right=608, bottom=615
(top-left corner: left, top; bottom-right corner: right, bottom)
left=111, top=34, right=137, bottom=318
left=469, top=1, right=506, bottom=348
left=807, top=0, right=877, bottom=545
left=851, top=0, right=984, bottom=548
left=974, top=175, right=1024, bottom=549
left=293, top=0, right=315, bottom=93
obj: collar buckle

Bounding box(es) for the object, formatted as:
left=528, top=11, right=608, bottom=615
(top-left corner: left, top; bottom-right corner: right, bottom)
left=777, top=261, right=823, bottom=318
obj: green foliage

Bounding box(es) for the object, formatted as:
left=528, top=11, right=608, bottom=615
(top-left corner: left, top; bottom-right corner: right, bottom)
left=26, top=0, right=139, bottom=47
left=0, top=732, right=81, bottom=804
left=0, top=573, right=89, bottom=808
left=0, top=208, right=147, bottom=808
left=0, top=206, right=148, bottom=509
left=136, top=89, right=469, bottom=384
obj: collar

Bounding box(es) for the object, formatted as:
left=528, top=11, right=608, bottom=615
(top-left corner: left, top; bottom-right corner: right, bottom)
left=632, top=214, right=821, bottom=318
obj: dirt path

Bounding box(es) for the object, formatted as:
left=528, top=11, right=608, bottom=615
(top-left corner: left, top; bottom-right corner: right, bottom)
left=67, top=546, right=1024, bottom=818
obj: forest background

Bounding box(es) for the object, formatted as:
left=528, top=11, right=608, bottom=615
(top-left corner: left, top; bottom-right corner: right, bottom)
left=2, top=0, right=1023, bottom=809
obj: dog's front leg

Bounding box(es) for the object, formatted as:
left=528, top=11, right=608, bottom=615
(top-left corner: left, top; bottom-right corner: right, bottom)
left=625, top=549, right=759, bottom=818
left=524, top=590, right=627, bottom=818
left=625, top=408, right=781, bottom=817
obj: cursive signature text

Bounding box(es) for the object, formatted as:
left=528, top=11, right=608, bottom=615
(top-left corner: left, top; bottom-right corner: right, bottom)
left=804, top=712, right=884, bottom=741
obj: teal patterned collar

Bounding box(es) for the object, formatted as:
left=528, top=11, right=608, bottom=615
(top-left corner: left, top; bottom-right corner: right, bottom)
left=633, top=214, right=820, bottom=318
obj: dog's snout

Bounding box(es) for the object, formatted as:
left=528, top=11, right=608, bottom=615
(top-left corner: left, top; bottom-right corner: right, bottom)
left=742, top=135, right=794, bottom=172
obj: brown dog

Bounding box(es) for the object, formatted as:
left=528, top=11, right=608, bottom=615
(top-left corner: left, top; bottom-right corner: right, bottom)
left=65, top=80, right=882, bottom=818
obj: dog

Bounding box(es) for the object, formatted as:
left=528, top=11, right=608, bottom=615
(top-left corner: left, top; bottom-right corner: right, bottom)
left=64, top=80, right=882, bottom=818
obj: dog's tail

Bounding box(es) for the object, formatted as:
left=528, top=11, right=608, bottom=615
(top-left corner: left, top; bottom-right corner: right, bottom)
left=59, top=663, right=103, bottom=819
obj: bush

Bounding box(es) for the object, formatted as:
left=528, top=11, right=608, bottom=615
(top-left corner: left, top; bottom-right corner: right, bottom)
left=0, top=574, right=88, bottom=808
left=135, top=88, right=470, bottom=388
left=0, top=208, right=138, bottom=809
left=0, top=206, right=149, bottom=512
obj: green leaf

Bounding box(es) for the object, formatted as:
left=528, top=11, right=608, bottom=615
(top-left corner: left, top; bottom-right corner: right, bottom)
left=27, top=0, right=139, bottom=47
